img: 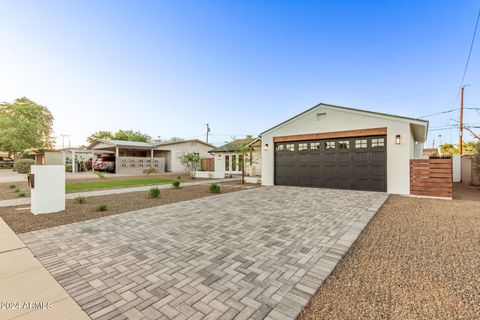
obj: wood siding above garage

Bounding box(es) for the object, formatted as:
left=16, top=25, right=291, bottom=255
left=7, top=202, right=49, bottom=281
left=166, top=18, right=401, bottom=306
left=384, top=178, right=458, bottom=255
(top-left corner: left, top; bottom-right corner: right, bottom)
left=273, top=127, right=387, bottom=143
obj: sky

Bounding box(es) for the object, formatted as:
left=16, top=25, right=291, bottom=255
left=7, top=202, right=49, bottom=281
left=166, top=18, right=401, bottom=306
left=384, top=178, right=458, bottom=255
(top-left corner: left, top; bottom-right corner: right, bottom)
left=0, top=0, right=479, bottom=148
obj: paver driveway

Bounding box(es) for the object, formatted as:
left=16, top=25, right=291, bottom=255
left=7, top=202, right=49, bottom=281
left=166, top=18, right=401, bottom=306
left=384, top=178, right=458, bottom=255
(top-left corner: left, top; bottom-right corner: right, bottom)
left=21, top=186, right=388, bottom=320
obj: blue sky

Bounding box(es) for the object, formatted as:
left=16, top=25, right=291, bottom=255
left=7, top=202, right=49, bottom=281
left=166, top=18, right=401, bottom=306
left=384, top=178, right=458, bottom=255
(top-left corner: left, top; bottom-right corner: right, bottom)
left=0, top=1, right=479, bottom=147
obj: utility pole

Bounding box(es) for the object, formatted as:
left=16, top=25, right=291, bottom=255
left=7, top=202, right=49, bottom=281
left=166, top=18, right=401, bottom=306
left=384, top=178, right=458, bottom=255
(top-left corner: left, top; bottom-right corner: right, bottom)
left=205, top=124, right=210, bottom=144
left=459, top=86, right=464, bottom=156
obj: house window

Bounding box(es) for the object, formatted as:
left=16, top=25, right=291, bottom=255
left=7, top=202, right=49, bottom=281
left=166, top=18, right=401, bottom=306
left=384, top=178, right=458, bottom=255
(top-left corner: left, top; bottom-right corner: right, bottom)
left=355, top=139, right=368, bottom=148
left=225, top=155, right=229, bottom=171
left=310, top=142, right=320, bottom=149
left=286, top=144, right=295, bottom=151
left=338, top=140, right=350, bottom=149
left=276, top=144, right=284, bottom=151
left=298, top=143, right=308, bottom=151
left=232, top=155, right=237, bottom=171
left=372, top=138, right=385, bottom=147
left=325, top=141, right=335, bottom=149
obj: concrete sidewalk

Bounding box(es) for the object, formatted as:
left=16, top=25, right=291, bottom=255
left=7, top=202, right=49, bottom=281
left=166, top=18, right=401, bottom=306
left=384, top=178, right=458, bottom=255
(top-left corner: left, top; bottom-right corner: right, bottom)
left=0, top=217, right=90, bottom=320
left=0, top=178, right=239, bottom=208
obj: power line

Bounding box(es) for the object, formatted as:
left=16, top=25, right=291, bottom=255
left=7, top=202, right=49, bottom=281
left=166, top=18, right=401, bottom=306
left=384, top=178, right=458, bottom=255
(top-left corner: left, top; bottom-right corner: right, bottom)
left=419, top=108, right=458, bottom=118
left=419, top=107, right=480, bottom=118
left=451, top=9, right=480, bottom=109
left=460, top=9, right=480, bottom=88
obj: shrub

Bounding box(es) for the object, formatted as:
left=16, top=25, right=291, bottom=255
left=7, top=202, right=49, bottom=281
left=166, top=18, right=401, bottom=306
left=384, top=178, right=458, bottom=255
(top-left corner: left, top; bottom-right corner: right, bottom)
left=18, top=192, right=26, bottom=197
left=144, top=167, right=157, bottom=174
left=74, top=196, right=86, bottom=204
left=9, top=184, right=16, bottom=189
left=176, top=176, right=181, bottom=180
left=96, top=204, right=108, bottom=211
left=14, top=159, right=35, bottom=174
left=209, top=183, right=221, bottom=193
left=172, top=180, right=181, bottom=189
left=65, top=164, right=72, bottom=172
left=14, top=188, right=20, bottom=193
left=148, top=187, right=161, bottom=198
left=95, top=171, right=106, bottom=179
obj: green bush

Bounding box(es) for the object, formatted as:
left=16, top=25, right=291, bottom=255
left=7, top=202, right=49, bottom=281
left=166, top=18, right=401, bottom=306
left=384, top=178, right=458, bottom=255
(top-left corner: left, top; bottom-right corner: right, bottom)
left=14, top=188, right=20, bottom=193
left=148, top=187, right=161, bottom=198
left=172, top=180, right=181, bottom=189
left=144, top=167, right=157, bottom=174
left=74, top=196, right=86, bottom=204
left=9, top=184, right=16, bottom=189
left=176, top=176, right=181, bottom=180
left=95, top=171, right=106, bottom=179
left=65, top=164, right=72, bottom=172
left=96, top=204, right=108, bottom=211
left=18, top=192, right=26, bottom=197
left=14, top=159, right=35, bottom=174
left=209, top=183, right=221, bottom=193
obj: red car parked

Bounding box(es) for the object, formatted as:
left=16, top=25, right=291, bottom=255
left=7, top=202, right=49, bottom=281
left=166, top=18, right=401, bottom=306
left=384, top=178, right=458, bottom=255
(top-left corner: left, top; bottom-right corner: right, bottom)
left=93, top=155, right=116, bottom=173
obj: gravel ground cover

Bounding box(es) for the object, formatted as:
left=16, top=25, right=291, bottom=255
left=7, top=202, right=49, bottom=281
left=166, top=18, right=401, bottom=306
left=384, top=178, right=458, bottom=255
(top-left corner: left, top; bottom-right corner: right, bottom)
left=0, top=182, right=257, bottom=234
left=299, top=184, right=480, bottom=320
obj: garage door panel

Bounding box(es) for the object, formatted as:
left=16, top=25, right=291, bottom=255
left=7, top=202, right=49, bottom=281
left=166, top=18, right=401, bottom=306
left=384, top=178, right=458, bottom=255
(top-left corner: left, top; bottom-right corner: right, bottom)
left=274, top=135, right=386, bottom=192
left=336, top=152, right=351, bottom=162
left=371, top=164, right=386, bottom=176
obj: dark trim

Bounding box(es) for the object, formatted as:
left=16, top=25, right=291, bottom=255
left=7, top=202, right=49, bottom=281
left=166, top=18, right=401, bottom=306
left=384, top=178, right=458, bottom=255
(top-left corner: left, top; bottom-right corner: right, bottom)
left=260, top=102, right=428, bottom=136
left=273, top=127, right=387, bottom=143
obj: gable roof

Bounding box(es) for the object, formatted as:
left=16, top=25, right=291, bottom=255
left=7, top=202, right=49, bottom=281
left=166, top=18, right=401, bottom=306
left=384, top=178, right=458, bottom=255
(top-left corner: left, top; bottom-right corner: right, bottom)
left=90, top=139, right=156, bottom=149
left=155, top=139, right=216, bottom=149
left=209, top=137, right=257, bottom=153
left=260, top=102, right=429, bottom=137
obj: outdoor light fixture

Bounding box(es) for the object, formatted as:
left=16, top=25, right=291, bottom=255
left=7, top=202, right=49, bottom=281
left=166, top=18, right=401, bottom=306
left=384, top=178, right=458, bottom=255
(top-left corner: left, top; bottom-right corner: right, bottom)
left=264, top=143, right=269, bottom=151
left=395, top=135, right=401, bottom=145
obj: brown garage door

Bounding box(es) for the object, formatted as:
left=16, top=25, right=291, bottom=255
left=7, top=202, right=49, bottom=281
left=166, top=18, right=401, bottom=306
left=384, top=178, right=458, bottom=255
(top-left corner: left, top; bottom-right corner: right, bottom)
left=274, top=135, right=386, bottom=191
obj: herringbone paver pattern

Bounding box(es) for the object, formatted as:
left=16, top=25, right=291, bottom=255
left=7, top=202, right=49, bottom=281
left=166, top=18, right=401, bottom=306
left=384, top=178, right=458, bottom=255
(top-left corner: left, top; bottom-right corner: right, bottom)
left=21, top=186, right=388, bottom=320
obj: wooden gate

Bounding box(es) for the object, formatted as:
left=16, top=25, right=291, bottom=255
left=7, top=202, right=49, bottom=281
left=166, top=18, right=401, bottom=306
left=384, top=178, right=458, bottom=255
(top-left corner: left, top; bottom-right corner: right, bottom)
left=410, top=159, right=452, bottom=199
left=200, top=158, right=215, bottom=171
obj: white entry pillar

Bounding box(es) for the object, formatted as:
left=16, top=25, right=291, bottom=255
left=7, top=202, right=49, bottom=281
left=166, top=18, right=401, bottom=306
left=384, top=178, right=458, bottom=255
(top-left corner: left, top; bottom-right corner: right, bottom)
left=30, top=165, right=65, bottom=215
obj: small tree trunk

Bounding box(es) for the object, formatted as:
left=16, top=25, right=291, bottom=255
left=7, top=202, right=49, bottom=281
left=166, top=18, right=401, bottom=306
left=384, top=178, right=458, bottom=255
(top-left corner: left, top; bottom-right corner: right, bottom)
left=241, top=151, right=245, bottom=184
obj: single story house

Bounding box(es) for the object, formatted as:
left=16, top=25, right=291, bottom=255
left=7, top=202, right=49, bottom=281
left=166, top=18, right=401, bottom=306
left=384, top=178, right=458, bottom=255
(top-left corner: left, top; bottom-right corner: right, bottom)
left=209, top=136, right=262, bottom=177
left=35, top=148, right=98, bottom=172
left=422, top=148, right=439, bottom=158
left=260, top=103, right=429, bottom=195
left=88, top=139, right=214, bottom=174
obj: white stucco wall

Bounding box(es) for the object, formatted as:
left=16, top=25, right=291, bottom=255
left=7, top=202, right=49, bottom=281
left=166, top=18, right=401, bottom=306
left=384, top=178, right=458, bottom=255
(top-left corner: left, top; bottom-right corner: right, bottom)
left=163, top=141, right=214, bottom=172
left=31, top=165, right=65, bottom=214
left=261, top=106, right=423, bottom=195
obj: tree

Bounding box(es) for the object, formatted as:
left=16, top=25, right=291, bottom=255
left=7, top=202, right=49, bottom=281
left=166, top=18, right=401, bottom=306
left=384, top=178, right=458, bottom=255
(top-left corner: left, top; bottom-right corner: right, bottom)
left=86, top=130, right=152, bottom=144
left=178, top=152, right=200, bottom=177
left=0, top=97, right=54, bottom=157
left=228, top=136, right=255, bottom=184
left=87, top=131, right=113, bottom=143
left=113, top=130, right=151, bottom=142
left=162, top=137, right=184, bottom=143
left=439, top=142, right=478, bottom=156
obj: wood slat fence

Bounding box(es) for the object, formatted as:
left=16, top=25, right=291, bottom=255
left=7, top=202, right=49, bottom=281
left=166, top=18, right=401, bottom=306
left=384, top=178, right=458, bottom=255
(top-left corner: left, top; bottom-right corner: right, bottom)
left=200, top=158, right=215, bottom=171
left=410, top=159, right=452, bottom=199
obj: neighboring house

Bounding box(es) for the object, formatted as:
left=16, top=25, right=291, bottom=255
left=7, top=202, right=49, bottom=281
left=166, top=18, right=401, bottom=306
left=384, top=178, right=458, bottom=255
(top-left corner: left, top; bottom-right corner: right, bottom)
left=156, top=140, right=215, bottom=172
left=35, top=148, right=94, bottom=172
left=422, top=148, right=439, bottom=158
left=209, top=136, right=262, bottom=177
left=88, top=139, right=214, bottom=174
left=260, top=102, right=429, bottom=195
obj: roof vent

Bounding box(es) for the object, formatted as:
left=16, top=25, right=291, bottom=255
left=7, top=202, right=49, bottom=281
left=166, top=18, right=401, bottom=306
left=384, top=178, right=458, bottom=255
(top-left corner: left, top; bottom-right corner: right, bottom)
left=316, top=112, right=327, bottom=121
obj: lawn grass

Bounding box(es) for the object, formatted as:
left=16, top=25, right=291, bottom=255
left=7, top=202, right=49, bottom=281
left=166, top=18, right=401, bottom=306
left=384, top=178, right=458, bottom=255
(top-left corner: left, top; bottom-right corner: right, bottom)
left=66, top=178, right=182, bottom=192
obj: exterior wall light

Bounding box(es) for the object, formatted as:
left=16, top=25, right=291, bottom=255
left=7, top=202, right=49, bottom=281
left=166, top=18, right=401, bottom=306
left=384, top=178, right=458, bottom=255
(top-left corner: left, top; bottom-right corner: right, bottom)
left=395, top=135, right=401, bottom=145
left=264, top=143, right=269, bottom=151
